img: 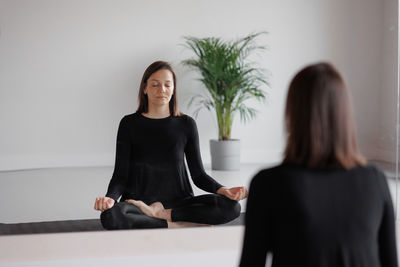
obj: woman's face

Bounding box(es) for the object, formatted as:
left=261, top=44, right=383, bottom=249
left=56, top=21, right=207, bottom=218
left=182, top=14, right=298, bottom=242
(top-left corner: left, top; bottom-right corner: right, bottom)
left=144, top=69, right=174, bottom=107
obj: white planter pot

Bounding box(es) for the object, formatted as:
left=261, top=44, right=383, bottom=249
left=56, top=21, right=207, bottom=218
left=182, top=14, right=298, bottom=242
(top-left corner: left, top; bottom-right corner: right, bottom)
left=210, top=139, right=241, bottom=171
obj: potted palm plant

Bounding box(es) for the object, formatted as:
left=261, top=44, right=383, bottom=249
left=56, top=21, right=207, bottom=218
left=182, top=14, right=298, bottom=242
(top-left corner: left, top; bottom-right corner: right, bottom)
left=182, top=32, right=270, bottom=170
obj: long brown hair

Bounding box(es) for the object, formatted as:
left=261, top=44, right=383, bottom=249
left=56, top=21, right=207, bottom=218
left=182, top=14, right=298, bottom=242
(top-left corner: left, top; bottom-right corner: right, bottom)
left=283, top=62, right=365, bottom=169
left=136, top=61, right=181, bottom=116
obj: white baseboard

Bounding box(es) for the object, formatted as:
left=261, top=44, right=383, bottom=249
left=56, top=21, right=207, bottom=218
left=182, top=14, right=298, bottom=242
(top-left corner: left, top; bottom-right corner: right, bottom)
left=0, top=154, right=114, bottom=171
left=3, top=147, right=396, bottom=172
left=0, top=149, right=283, bottom=171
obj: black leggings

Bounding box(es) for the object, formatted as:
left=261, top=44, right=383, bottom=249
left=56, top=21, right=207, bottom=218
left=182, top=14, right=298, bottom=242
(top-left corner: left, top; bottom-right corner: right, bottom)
left=100, top=194, right=241, bottom=230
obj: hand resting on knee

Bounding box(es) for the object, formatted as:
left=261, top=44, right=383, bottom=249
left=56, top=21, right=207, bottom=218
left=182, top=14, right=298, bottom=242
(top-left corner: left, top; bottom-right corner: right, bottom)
left=94, top=197, right=115, bottom=212
left=217, top=186, right=248, bottom=201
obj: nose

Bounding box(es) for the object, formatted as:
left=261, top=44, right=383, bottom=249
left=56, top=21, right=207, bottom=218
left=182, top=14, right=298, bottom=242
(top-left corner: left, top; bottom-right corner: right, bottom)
left=159, top=85, right=167, bottom=92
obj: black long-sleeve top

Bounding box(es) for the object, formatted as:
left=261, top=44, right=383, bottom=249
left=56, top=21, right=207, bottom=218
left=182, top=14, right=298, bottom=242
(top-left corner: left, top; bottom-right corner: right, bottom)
left=105, top=113, right=223, bottom=206
left=240, top=163, right=398, bottom=267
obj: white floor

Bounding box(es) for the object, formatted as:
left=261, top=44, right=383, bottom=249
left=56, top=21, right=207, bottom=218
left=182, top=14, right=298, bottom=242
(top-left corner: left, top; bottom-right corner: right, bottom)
left=0, top=226, right=245, bottom=267
left=0, top=162, right=398, bottom=267
left=0, top=163, right=270, bottom=223
left=0, top=162, right=397, bottom=223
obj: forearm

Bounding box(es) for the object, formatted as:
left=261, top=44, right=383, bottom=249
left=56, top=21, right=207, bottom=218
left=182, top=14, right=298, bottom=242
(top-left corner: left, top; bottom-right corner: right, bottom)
left=107, top=115, right=131, bottom=202
left=192, top=172, right=224, bottom=193
left=105, top=174, right=126, bottom=201
left=105, top=186, right=122, bottom=202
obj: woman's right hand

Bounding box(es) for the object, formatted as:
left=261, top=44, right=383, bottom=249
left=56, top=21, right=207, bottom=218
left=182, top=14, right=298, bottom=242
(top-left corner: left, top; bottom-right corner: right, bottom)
left=94, top=196, right=115, bottom=211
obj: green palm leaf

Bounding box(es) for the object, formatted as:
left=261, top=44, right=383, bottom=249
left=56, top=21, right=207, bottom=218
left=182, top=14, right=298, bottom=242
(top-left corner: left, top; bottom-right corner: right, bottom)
left=182, top=32, right=270, bottom=140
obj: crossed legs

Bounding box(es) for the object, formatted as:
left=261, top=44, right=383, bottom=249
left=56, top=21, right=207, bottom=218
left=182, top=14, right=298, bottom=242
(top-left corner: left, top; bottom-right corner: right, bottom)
left=122, top=200, right=206, bottom=228
left=100, top=194, right=241, bottom=230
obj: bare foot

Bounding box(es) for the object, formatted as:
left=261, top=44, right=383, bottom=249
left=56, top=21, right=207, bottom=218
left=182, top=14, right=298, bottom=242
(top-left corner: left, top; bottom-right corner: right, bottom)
left=125, top=200, right=212, bottom=228
left=125, top=200, right=169, bottom=220
left=150, top=202, right=165, bottom=215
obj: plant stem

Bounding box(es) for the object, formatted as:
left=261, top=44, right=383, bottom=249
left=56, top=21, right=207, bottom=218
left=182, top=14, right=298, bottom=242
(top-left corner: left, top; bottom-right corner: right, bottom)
left=216, top=103, right=224, bottom=140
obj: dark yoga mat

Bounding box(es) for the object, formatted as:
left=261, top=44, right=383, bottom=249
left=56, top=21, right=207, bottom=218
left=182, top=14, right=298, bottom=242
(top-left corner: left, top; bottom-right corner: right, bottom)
left=0, top=213, right=245, bottom=235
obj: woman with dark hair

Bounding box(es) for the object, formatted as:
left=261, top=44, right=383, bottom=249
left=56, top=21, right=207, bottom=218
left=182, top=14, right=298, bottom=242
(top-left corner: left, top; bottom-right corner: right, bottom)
left=94, top=61, right=247, bottom=229
left=239, top=62, right=397, bottom=266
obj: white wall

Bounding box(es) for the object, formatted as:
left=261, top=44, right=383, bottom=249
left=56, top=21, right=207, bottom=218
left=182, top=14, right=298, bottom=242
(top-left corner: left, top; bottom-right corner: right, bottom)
left=0, top=0, right=397, bottom=171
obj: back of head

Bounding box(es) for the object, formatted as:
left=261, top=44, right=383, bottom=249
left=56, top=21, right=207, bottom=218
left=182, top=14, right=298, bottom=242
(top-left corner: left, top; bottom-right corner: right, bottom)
left=284, top=62, right=365, bottom=169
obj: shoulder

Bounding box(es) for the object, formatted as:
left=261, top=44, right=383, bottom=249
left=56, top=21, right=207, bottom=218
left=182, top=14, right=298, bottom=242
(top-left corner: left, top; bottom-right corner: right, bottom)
left=359, top=163, right=390, bottom=195
left=124, top=112, right=140, bottom=120
left=115, top=113, right=140, bottom=133
left=176, top=113, right=195, bottom=123
left=119, top=112, right=140, bottom=124
left=247, top=164, right=288, bottom=202
left=174, top=113, right=197, bottom=129
left=363, top=162, right=386, bottom=177
left=250, top=163, right=315, bottom=189
left=254, top=163, right=299, bottom=177
left=250, top=164, right=288, bottom=188
left=346, top=163, right=387, bottom=181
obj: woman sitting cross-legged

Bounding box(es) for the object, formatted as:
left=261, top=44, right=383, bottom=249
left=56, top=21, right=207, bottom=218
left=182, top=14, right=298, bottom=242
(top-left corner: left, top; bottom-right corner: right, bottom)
left=94, top=61, right=247, bottom=229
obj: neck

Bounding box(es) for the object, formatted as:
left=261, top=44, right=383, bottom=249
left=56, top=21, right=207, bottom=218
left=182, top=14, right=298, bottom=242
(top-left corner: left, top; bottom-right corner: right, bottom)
left=143, top=105, right=170, bottom=119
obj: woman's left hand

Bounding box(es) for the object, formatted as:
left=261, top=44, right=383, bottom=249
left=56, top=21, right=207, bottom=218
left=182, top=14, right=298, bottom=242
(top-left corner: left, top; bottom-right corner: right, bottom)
left=217, top=186, right=248, bottom=201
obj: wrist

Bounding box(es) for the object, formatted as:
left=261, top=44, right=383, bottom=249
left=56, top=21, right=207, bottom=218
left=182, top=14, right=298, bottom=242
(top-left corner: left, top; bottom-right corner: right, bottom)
left=217, top=187, right=228, bottom=195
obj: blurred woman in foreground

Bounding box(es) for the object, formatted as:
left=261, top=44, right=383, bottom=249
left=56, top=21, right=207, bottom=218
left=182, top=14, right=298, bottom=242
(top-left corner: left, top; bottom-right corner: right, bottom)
left=239, top=62, right=398, bottom=267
